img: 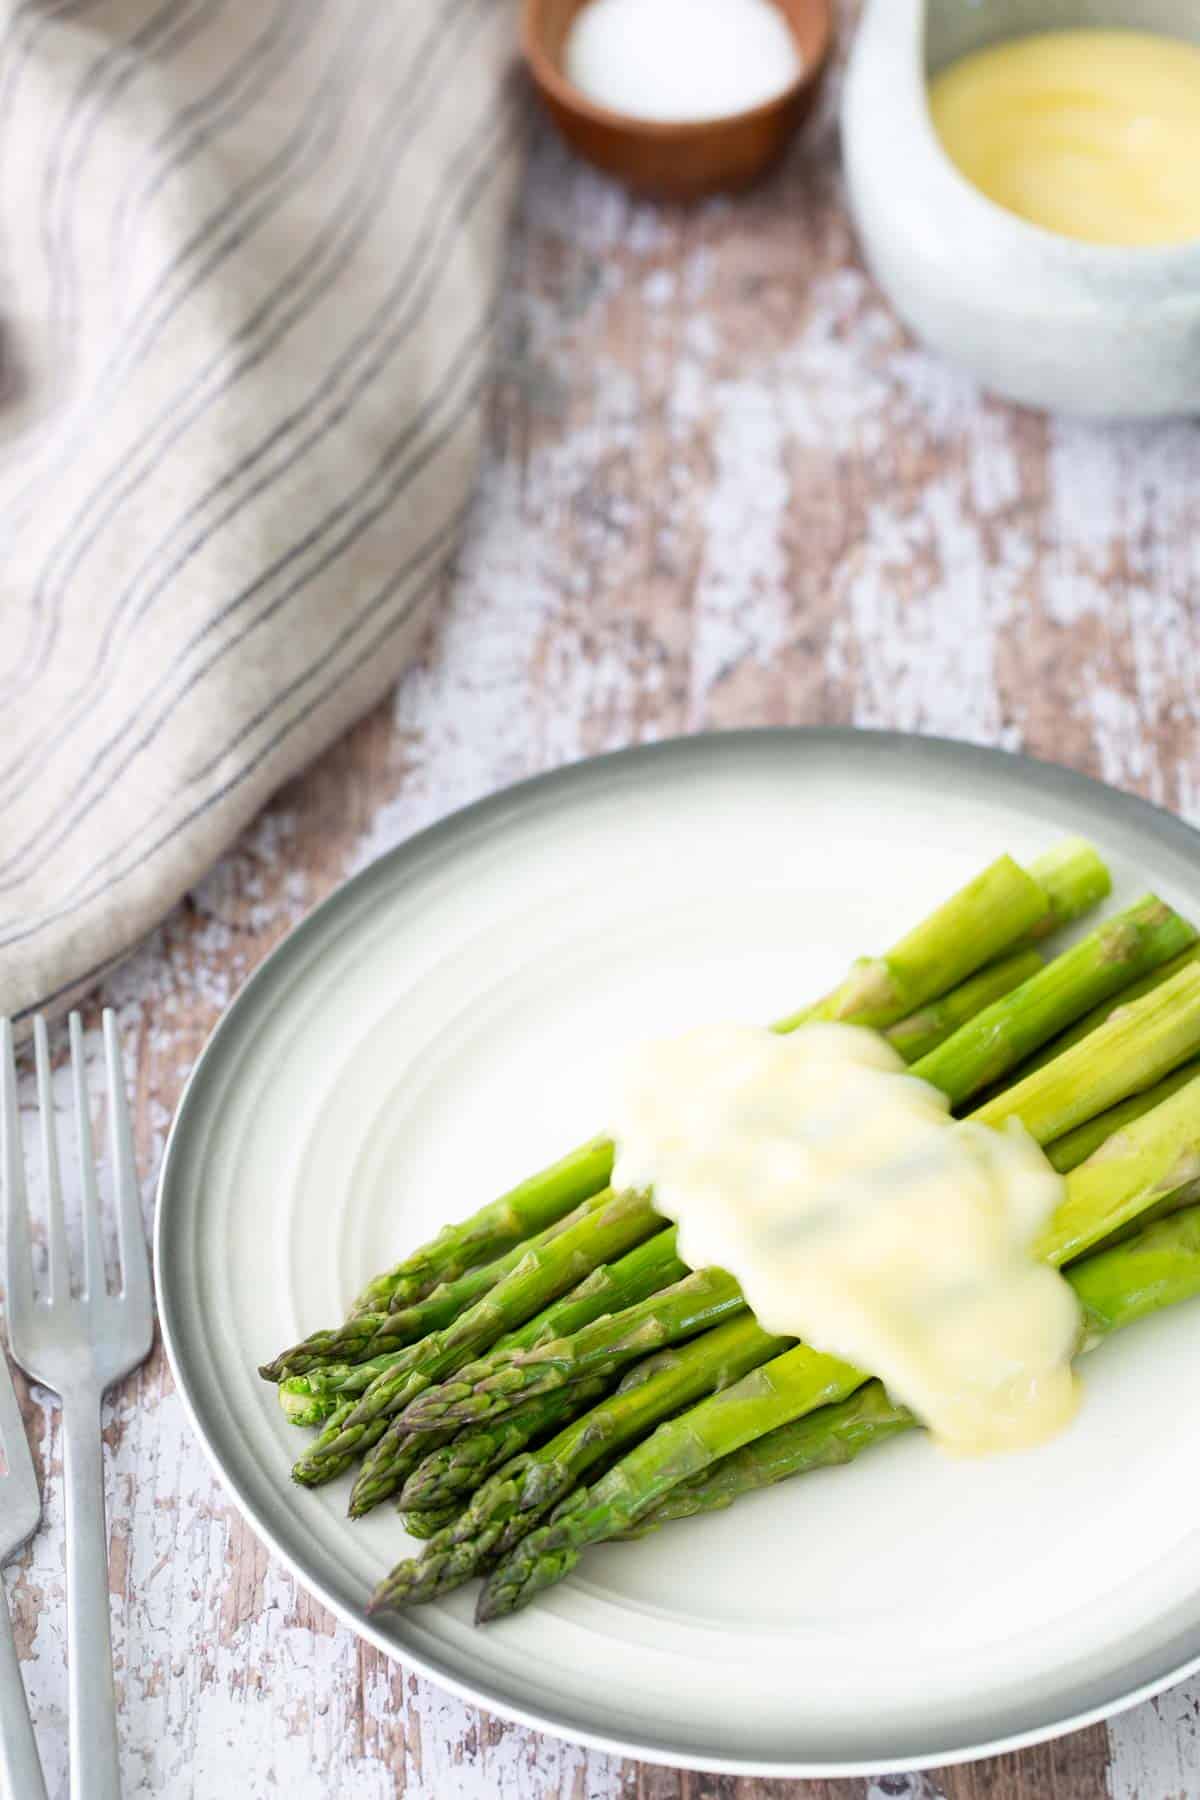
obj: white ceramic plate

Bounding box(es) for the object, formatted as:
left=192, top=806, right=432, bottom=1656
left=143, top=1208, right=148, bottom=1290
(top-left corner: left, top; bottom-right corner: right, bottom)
left=156, top=729, right=1200, bottom=1777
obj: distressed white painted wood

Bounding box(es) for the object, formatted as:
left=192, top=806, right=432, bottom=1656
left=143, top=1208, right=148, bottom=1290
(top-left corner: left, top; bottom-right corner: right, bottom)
left=8, top=23, right=1200, bottom=1792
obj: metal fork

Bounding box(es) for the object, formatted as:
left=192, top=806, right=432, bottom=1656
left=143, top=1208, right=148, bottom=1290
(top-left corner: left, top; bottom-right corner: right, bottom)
left=1, top=1011, right=153, bottom=1800
left=0, top=1346, right=47, bottom=1799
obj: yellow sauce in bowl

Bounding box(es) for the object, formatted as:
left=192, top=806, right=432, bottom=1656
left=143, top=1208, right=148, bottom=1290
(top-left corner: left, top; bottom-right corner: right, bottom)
left=929, top=29, right=1200, bottom=246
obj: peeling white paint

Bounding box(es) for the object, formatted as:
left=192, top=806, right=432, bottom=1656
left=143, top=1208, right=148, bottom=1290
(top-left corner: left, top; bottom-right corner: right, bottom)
left=1108, top=1690, right=1200, bottom=1800
left=837, top=476, right=1020, bottom=747
left=687, top=375, right=794, bottom=715
left=866, top=1774, right=948, bottom=1800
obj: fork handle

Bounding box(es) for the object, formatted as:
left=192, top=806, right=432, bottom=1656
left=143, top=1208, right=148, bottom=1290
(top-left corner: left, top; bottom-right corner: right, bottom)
left=0, top=1579, right=46, bottom=1800
left=62, top=1390, right=121, bottom=1800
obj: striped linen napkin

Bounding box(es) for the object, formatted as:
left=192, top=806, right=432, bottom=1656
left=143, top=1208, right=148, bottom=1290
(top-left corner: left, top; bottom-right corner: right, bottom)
left=0, top=0, right=524, bottom=1020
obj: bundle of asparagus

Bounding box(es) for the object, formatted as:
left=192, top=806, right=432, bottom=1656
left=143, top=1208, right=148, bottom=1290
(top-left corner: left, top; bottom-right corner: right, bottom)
left=256, top=840, right=1200, bottom=1628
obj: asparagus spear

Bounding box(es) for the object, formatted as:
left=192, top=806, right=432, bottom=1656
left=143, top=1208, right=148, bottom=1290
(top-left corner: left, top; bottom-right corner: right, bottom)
left=622, top=1204, right=1200, bottom=1537
left=292, top=1187, right=662, bottom=1488
left=492, top=1227, right=687, bottom=1353
left=1069, top=1199, right=1200, bottom=1336
left=263, top=1187, right=616, bottom=1382
left=476, top=1071, right=1200, bottom=1620
left=882, top=948, right=1042, bottom=1063
left=1019, top=838, right=1111, bottom=938
left=618, top=1381, right=913, bottom=1536
left=389, top=1379, right=644, bottom=1511
left=396, top=1265, right=747, bottom=1436
left=771, top=848, right=1088, bottom=1034
left=400, top=1376, right=616, bottom=1511
left=1018, top=942, right=1200, bottom=1078
left=378, top=939, right=1200, bottom=1445
left=368, top=1315, right=791, bottom=1609
left=400, top=1504, right=462, bottom=1539
left=911, top=895, right=1196, bottom=1106
left=1031, top=1072, right=1200, bottom=1266
left=353, top=1429, right=457, bottom=1514
left=279, top=1355, right=405, bottom=1428
left=349, top=1136, right=616, bottom=1319
left=277, top=1227, right=687, bottom=1425
left=974, top=962, right=1200, bottom=1147
left=1046, top=1058, right=1200, bottom=1174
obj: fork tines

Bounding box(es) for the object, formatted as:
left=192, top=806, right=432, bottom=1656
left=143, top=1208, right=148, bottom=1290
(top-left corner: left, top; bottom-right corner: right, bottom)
left=1, top=1010, right=153, bottom=1386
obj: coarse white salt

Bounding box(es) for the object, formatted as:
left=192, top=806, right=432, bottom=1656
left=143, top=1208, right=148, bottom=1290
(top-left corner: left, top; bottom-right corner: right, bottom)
left=563, top=0, right=802, bottom=124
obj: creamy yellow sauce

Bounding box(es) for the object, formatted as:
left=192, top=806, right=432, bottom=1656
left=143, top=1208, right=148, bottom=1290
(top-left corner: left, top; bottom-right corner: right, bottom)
left=612, top=1022, right=1081, bottom=1454
left=929, top=30, right=1200, bottom=246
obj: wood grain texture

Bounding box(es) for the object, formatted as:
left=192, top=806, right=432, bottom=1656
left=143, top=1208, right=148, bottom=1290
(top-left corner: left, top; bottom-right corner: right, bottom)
left=9, top=13, right=1200, bottom=1793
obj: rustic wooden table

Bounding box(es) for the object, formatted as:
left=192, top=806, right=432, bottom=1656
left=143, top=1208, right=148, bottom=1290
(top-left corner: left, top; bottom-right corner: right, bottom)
left=12, top=38, right=1200, bottom=1799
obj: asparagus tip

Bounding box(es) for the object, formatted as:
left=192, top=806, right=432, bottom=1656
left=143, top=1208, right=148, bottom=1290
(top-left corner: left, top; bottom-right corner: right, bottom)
left=475, top=1537, right=580, bottom=1622
left=474, top=1581, right=511, bottom=1624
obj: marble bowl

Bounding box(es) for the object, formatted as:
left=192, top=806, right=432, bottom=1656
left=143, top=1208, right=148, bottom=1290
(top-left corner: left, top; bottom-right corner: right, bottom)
left=841, top=0, right=1200, bottom=418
